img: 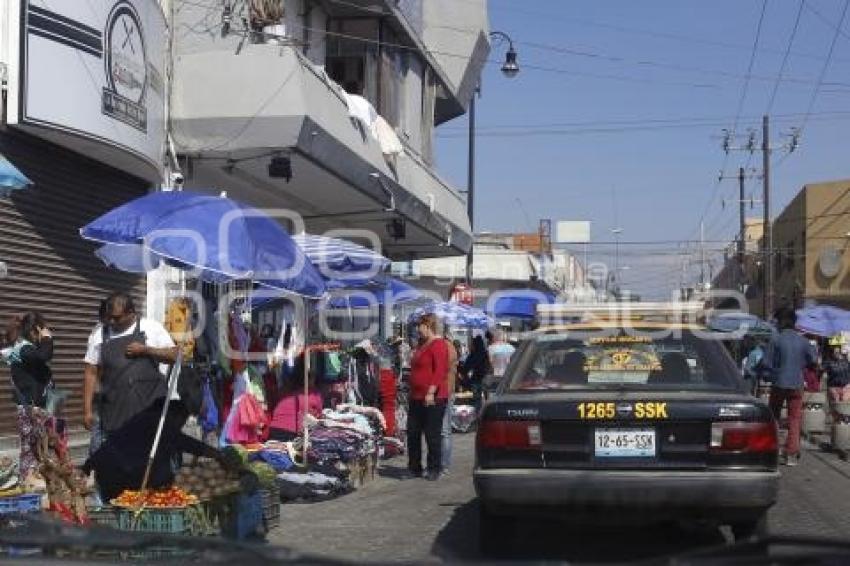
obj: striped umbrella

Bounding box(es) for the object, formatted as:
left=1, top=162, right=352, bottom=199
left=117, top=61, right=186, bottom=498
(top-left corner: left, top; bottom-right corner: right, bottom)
left=293, top=233, right=390, bottom=275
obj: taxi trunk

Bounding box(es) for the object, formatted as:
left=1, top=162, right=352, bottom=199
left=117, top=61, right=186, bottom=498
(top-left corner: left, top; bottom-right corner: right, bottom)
left=477, top=391, right=778, bottom=471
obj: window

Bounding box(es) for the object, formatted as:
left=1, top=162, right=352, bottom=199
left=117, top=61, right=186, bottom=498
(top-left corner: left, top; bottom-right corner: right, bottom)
left=507, top=329, right=741, bottom=391
left=326, top=19, right=379, bottom=102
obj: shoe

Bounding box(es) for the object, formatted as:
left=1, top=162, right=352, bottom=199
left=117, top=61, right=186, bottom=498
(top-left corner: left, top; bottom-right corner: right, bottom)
left=786, top=454, right=800, bottom=467
left=425, top=471, right=441, bottom=481
left=401, top=469, right=423, bottom=480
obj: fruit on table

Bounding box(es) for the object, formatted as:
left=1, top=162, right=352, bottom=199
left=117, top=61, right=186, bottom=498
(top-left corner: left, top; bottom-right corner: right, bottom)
left=173, top=457, right=242, bottom=500
left=113, top=487, right=198, bottom=508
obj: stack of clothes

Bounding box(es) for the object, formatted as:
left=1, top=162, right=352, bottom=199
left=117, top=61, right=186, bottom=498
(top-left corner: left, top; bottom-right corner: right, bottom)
left=274, top=405, right=386, bottom=502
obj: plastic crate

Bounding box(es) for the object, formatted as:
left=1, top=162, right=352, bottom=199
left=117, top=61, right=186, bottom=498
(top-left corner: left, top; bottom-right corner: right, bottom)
left=0, top=494, right=41, bottom=516
left=221, top=492, right=263, bottom=540
left=116, top=507, right=191, bottom=534
left=86, top=506, right=119, bottom=529
left=260, top=487, right=280, bottom=531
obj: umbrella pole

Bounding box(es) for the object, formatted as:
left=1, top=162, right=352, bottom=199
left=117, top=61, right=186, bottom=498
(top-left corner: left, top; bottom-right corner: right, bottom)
left=131, top=352, right=183, bottom=528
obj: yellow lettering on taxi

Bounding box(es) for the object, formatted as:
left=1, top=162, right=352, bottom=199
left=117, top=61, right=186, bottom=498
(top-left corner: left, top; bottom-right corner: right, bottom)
left=577, top=402, right=616, bottom=419
left=635, top=402, right=668, bottom=419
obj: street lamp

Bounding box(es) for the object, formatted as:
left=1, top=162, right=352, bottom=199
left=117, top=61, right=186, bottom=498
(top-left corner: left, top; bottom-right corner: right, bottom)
left=466, top=31, right=520, bottom=283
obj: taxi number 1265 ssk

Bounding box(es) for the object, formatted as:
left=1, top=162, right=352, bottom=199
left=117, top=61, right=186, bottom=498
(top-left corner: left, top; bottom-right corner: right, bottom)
left=577, top=402, right=668, bottom=419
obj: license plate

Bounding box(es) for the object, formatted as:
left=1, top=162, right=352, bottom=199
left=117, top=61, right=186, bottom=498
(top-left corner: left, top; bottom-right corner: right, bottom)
left=594, top=428, right=656, bottom=458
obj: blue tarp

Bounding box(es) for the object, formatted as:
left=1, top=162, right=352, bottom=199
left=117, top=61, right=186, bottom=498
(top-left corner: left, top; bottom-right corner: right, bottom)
left=491, top=290, right=557, bottom=319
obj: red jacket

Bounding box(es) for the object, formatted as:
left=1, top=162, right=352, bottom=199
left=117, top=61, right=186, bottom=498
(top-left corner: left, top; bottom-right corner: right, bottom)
left=410, top=338, right=449, bottom=401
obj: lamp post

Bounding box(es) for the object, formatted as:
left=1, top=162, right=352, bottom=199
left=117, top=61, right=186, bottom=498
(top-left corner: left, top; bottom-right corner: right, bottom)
left=466, top=31, right=520, bottom=284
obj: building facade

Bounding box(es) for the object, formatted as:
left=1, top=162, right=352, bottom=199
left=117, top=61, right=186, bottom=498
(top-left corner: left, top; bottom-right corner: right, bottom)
left=170, top=0, right=488, bottom=259
left=713, top=180, right=850, bottom=315
left=0, top=0, right=168, bottom=433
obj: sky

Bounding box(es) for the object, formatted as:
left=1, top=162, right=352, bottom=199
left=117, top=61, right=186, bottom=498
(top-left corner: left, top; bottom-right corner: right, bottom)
left=434, top=0, right=850, bottom=299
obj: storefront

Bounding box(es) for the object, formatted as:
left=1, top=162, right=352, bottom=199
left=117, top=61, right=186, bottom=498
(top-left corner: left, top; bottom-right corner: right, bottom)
left=0, top=0, right=167, bottom=434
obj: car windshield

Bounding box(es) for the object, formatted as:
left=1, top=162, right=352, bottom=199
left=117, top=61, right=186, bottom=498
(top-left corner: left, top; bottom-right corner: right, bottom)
left=507, top=328, right=741, bottom=391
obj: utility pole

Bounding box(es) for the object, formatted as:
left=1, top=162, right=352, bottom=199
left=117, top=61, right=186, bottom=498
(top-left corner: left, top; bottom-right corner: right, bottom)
left=718, top=116, right=798, bottom=318
left=762, top=115, right=772, bottom=320
left=738, top=167, right=746, bottom=264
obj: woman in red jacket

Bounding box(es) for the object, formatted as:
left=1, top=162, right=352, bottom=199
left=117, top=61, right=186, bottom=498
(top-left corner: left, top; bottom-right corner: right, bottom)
left=408, top=314, right=449, bottom=481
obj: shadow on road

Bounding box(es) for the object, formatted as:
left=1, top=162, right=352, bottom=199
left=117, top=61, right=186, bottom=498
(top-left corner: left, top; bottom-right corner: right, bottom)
left=431, top=500, right=727, bottom=563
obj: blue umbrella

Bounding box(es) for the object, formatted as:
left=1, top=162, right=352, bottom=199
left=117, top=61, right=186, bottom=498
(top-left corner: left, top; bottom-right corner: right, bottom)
left=95, top=243, right=162, bottom=273
left=0, top=154, right=33, bottom=195
left=796, top=305, right=850, bottom=337
left=409, top=301, right=492, bottom=329
left=491, top=289, right=557, bottom=319
left=80, top=191, right=326, bottom=298
left=326, top=277, right=421, bottom=309
left=293, top=233, right=390, bottom=276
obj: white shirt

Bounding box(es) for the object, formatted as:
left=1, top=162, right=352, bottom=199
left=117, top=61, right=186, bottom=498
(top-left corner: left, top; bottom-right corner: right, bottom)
left=84, top=318, right=175, bottom=376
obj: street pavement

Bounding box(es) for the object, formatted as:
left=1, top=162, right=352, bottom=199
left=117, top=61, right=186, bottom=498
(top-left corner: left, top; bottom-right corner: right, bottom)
left=268, top=433, right=850, bottom=563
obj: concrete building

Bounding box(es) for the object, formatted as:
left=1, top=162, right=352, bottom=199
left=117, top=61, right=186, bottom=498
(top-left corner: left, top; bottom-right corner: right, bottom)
left=713, top=180, right=850, bottom=315
left=0, top=1, right=168, bottom=435
left=170, top=0, right=488, bottom=259
left=393, top=231, right=595, bottom=306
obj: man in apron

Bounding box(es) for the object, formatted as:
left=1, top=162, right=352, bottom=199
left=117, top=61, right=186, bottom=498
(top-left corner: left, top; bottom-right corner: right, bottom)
left=84, top=292, right=178, bottom=438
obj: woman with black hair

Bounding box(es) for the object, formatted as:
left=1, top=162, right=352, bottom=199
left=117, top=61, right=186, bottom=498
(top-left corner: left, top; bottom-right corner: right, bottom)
left=1, top=312, right=54, bottom=408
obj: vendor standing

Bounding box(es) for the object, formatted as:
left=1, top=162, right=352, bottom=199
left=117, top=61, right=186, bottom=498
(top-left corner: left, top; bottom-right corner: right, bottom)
left=82, top=396, right=228, bottom=501
left=83, top=292, right=178, bottom=438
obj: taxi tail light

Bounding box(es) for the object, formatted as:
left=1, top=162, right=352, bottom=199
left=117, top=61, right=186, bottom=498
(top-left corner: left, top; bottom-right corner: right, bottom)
left=478, top=420, right=542, bottom=450
left=710, top=421, right=777, bottom=453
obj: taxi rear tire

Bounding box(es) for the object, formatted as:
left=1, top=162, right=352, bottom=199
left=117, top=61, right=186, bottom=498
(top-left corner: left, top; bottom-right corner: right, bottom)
left=478, top=505, right=515, bottom=557
left=730, top=513, right=768, bottom=542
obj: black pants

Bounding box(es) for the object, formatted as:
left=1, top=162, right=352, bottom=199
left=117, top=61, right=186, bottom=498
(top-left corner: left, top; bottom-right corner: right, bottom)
left=407, top=400, right=446, bottom=475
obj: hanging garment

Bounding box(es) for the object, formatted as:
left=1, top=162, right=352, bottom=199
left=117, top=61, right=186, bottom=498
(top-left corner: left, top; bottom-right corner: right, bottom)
left=374, top=116, right=404, bottom=156
left=227, top=393, right=268, bottom=444
left=378, top=369, right=397, bottom=436
left=200, top=379, right=219, bottom=434
left=344, top=93, right=378, bottom=134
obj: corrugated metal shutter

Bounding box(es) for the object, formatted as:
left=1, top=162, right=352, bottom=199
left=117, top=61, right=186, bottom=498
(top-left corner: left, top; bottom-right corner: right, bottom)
left=0, top=130, right=148, bottom=434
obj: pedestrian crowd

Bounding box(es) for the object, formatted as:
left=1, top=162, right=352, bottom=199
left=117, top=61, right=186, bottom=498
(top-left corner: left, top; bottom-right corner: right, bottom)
left=742, top=306, right=850, bottom=467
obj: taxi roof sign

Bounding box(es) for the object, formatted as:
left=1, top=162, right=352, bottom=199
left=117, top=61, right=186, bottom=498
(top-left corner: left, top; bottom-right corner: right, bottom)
left=536, top=302, right=705, bottom=324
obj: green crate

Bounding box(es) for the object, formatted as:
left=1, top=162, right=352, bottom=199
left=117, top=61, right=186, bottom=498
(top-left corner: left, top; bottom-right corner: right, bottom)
left=260, top=488, right=280, bottom=531
left=116, top=507, right=191, bottom=534
left=86, top=506, right=119, bottom=529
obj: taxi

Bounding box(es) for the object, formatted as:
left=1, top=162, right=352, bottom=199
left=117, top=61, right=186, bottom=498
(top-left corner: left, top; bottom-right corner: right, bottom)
left=474, top=303, right=779, bottom=548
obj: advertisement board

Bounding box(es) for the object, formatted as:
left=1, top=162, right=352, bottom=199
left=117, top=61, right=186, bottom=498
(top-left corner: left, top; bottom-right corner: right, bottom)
left=556, top=220, right=592, bottom=244
left=7, top=0, right=166, bottom=180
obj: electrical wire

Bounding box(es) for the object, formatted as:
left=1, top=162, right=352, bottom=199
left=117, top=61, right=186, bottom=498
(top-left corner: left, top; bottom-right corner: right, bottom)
left=765, top=1, right=806, bottom=116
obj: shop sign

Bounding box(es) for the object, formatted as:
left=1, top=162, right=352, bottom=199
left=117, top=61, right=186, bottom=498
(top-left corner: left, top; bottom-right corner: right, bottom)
left=6, top=0, right=166, bottom=180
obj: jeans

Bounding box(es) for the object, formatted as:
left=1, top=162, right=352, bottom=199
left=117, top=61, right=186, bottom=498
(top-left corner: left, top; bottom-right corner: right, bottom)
left=769, top=387, right=803, bottom=456
left=407, top=400, right=446, bottom=475
left=441, top=397, right=454, bottom=471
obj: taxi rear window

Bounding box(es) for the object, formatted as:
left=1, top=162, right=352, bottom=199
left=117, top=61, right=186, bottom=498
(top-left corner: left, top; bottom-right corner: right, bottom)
left=507, top=329, right=741, bottom=391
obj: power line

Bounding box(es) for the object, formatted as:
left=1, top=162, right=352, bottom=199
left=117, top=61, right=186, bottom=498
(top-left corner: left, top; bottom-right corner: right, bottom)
left=689, top=0, right=768, bottom=254
left=765, top=1, right=806, bottom=115
left=435, top=112, right=850, bottom=138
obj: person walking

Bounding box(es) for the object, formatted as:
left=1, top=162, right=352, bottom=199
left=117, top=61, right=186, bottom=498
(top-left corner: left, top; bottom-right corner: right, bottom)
left=463, top=335, right=490, bottom=409
left=441, top=329, right=458, bottom=474
left=742, top=336, right=764, bottom=396
left=84, top=292, right=177, bottom=438
left=824, top=341, right=850, bottom=421
left=488, top=329, right=516, bottom=379
left=407, top=314, right=449, bottom=481
left=765, top=308, right=817, bottom=466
